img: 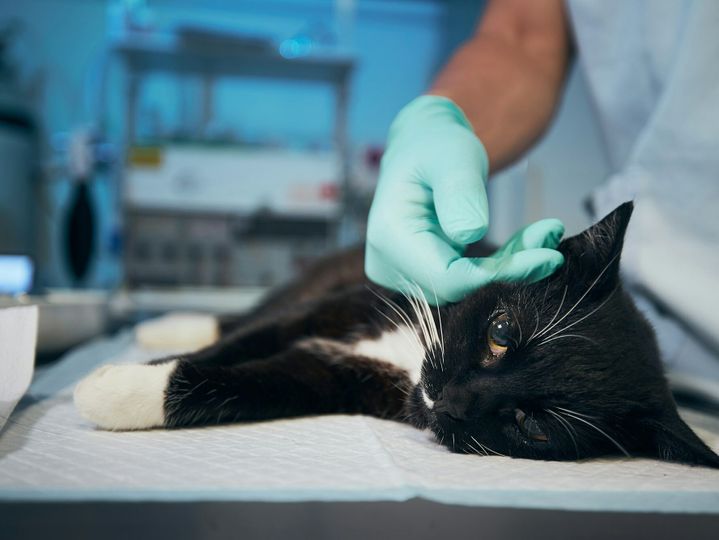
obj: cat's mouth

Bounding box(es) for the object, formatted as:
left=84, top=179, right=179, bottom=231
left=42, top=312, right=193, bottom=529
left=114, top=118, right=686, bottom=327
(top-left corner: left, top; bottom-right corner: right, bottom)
left=420, top=385, right=468, bottom=428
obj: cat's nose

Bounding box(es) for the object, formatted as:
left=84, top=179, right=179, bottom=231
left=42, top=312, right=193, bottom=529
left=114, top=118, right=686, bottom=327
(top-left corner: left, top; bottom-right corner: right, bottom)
left=434, top=385, right=470, bottom=421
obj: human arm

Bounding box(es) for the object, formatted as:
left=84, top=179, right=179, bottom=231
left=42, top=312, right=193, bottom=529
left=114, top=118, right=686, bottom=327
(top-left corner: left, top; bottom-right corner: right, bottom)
left=431, top=0, right=572, bottom=172
left=365, top=0, right=572, bottom=303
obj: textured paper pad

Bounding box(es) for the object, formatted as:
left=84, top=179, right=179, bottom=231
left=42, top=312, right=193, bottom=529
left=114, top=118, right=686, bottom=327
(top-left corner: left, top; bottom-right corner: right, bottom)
left=0, top=305, right=38, bottom=433
left=1, top=331, right=718, bottom=512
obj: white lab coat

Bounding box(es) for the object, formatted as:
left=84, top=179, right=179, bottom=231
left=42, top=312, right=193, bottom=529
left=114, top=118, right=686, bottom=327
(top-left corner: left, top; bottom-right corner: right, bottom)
left=567, top=0, right=719, bottom=385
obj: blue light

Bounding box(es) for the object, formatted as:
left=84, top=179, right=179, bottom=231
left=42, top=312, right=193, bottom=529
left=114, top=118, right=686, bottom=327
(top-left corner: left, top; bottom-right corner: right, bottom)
left=0, top=256, right=34, bottom=295
left=279, top=36, right=313, bottom=59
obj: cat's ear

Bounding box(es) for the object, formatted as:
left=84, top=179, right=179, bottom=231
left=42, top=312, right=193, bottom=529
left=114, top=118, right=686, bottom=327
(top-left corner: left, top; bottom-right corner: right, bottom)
left=557, top=201, right=633, bottom=296
left=640, top=408, right=719, bottom=468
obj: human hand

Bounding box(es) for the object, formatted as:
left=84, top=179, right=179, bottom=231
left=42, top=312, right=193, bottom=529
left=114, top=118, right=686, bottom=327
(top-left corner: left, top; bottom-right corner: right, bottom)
left=365, top=95, right=564, bottom=304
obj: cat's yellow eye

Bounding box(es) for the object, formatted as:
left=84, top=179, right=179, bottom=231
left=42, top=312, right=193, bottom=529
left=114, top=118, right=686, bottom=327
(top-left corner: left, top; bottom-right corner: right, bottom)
left=487, top=313, right=513, bottom=357
left=515, top=408, right=549, bottom=443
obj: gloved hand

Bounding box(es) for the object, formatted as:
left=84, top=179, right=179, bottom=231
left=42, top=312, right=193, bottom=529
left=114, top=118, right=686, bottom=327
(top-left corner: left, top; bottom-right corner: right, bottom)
left=365, top=95, right=565, bottom=304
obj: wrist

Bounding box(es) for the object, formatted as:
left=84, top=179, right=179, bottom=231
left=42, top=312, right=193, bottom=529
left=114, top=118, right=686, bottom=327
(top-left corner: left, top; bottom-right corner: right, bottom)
left=387, top=95, right=489, bottom=181
left=390, top=95, right=474, bottom=137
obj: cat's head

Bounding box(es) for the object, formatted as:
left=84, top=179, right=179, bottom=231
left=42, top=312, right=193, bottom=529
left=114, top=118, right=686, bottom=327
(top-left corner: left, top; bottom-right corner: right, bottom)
left=414, top=202, right=719, bottom=468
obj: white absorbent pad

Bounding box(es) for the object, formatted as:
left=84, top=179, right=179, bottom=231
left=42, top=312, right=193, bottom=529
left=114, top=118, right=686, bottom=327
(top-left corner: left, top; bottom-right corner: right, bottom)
left=0, top=305, right=38, bottom=433
left=1, top=330, right=718, bottom=513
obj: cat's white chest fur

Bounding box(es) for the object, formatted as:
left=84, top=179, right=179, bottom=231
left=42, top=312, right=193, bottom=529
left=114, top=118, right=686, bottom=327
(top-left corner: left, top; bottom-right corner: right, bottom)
left=352, top=325, right=425, bottom=384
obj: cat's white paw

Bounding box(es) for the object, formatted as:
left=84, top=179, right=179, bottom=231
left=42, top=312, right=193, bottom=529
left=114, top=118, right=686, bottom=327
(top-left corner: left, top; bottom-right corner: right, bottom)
left=74, top=361, right=178, bottom=430
left=135, top=312, right=219, bottom=351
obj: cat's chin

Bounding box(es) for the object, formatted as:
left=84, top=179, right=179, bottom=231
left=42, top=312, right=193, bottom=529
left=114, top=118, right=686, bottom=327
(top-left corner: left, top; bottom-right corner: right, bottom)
left=419, top=387, right=434, bottom=409
left=403, top=386, right=432, bottom=430
left=74, top=362, right=178, bottom=431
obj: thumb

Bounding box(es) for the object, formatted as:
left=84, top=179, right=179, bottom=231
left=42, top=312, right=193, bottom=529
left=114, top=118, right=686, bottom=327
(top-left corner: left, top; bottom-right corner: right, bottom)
left=433, top=169, right=490, bottom=245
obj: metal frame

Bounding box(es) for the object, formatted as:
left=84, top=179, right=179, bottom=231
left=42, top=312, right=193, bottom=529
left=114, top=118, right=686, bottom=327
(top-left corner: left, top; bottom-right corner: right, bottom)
left=112, top=35, right=356, bottom=285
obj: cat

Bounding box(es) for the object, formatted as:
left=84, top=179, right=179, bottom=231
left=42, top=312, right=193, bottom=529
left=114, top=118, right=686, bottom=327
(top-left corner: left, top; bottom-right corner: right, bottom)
left=74, top=202, right=719, bottom=468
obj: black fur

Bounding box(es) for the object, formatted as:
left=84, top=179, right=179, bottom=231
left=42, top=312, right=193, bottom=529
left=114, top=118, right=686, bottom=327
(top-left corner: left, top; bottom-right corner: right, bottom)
left=155, top=203, right=719, bottom=468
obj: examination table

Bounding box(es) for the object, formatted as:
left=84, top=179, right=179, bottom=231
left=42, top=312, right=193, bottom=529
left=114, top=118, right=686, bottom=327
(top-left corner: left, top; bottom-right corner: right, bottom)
left=1, top=329, right=719, bottom=539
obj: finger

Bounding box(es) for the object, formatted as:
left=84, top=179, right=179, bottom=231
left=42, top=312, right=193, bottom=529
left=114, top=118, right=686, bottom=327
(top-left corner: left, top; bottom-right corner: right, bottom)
left=493, top=218, right=565, bottom=258
left=442, top=248, right=565, bottom=302
left=366, top=228, right=468, bottom=304
left=433, top=169, right=490, bottom=245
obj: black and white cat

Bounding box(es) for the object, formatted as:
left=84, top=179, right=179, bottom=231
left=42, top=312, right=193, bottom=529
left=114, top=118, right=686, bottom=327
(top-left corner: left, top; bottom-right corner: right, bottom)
left=74, top=203, right=719, bottom=468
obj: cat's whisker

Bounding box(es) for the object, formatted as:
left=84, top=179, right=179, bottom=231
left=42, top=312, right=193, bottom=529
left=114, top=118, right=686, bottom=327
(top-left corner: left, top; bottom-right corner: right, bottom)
left=558, top=409, right=631, bottom=457
left=546, top=408, right=580, bottom=459
left=407, top=280, right=441, bottom=354
left=426, top=279, right=447, bottom=371
left=385, top=274, right=444, bottom=374
left=412, top=283, right=437, bottom=344
left=417, top=280, right=444, bottom=371
left=483, top=443, right=508, bottom=458
left=372, top=307, right=427, bottom=368
left=512, top=308, right=524, bottom=345
left=407, top=296, right=435, bottom=367
left=374, top=310, right=403, bottom=333
left=412, top=292, right=437, bottom=360
left=535, top=251, right=620, bottom=341
left=538, top=288, right=617, bottom=344
left=541, top=278, right=551, bottom=310
left=466, top=437, right=488, bottom=456
left=557, top=413, right=580, bottom=444
left=367, top=287, right=430, bottom=368
left=461, top=437, right=477, bottom=453
left=398, top=278, right=443, bottom=371
left=532, top=285, right=567, bottom=342
left=366, top=287, right=415, bottom=333
left=527, top=305, right=541, bottom=343
left=553, top=406, right=599, bottom=420
left=469, top=435, right=489, bottom=456
left=537, top=333, right=599, bottom=347
left=390, top=381, right=411, bottom=397
left=419, top=287, right=445, bottom=372
left=463, top=440, right=481, bottom=455
left=375, top=308, right=426, bottom=363
left=398, top=284, right=432, bottom=349
left=437, top=310, right=445, bottom=370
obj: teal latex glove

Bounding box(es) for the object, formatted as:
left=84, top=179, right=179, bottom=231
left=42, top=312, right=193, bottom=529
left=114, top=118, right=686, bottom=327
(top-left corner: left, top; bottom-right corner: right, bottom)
left=365, top=95, right=565, bottom=304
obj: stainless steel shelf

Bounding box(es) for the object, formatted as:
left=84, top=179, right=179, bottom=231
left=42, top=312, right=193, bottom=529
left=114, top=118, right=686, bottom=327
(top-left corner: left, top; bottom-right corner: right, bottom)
left=117, top=40, right=354, bottom=83
left=113, top=33, right=356, bottom=287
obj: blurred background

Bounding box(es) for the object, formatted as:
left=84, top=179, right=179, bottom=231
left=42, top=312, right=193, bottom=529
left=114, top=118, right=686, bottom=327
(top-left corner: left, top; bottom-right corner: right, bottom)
left=0, top=0, right=609, bottom=355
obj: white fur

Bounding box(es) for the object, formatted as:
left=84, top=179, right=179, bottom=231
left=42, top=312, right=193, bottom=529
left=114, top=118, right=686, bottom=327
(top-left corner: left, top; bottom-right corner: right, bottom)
left=135, top=312, right=219, bottom=351
left=420, top=387, right=434, bottom=409
left=352, top=325, right=425, bottom=384
left=74, top=360, right=178, bottom=430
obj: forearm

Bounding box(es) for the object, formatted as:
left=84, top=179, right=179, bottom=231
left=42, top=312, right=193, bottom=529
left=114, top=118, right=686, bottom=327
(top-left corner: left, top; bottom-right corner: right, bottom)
left=430, top=0, right=572, bottom=172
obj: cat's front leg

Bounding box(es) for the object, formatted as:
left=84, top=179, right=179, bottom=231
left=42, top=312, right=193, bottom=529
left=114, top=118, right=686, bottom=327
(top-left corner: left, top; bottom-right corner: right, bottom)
left=74, top=339, right=413, bottom=431
left=73, top=361, right=179, bottom=430
left=136, top=285, right=385, bottom=369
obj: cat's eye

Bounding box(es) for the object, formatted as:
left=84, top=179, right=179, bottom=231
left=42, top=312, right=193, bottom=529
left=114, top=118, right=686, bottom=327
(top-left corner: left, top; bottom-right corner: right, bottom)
left=515, top=408, right=548, bottom=442
left=487, top=312, right=514, bottom=356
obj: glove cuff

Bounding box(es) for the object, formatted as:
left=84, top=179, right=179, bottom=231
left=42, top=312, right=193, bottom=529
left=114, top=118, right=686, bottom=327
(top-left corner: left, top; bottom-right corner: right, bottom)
left=389, top=95, right=475, bottom=137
